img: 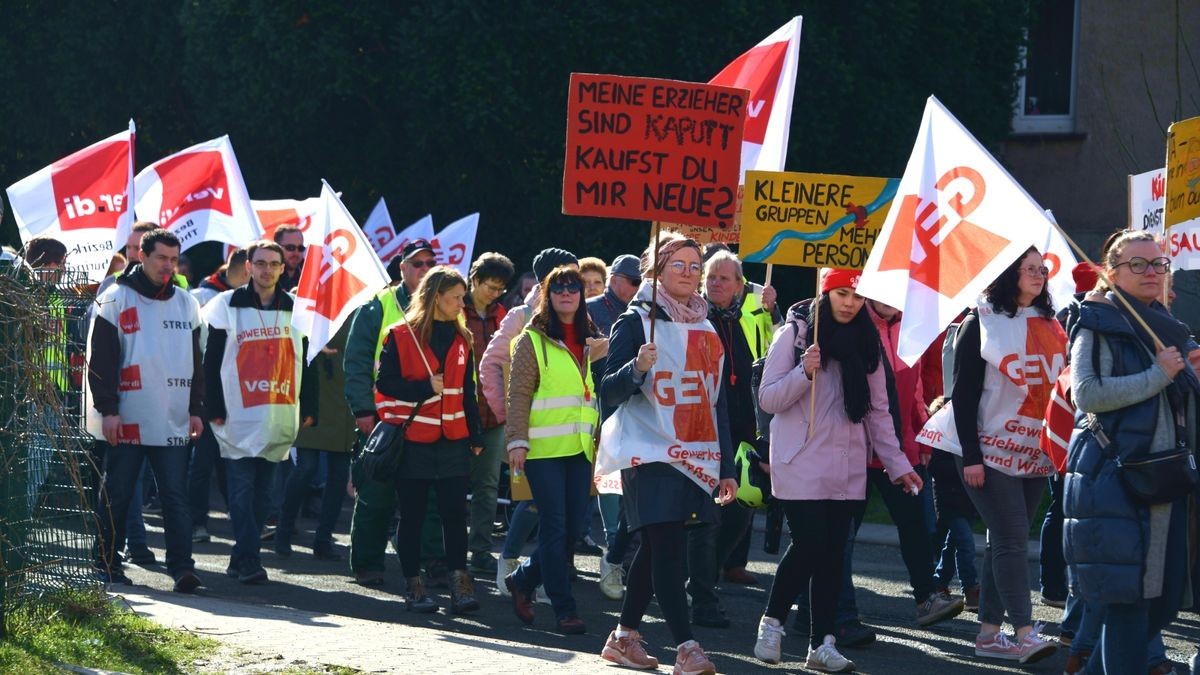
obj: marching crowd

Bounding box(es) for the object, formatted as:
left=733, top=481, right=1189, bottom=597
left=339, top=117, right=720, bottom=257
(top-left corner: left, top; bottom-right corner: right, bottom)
left=10, top=222, right=1200, bottom=674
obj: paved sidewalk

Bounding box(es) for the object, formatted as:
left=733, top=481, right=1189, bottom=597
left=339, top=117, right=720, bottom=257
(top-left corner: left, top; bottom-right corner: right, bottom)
left=117, top=589, right=600, bottom=674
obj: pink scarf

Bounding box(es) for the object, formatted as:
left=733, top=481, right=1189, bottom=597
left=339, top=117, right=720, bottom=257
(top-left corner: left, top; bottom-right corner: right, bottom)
left=653, top=282, right=708, bottom=324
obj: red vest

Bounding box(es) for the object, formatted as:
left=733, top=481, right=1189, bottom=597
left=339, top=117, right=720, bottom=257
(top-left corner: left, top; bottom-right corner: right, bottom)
left=375, top=324, right=470, bottom=442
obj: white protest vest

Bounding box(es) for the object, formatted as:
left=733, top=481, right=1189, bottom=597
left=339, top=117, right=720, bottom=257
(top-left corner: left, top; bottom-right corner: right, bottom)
left=595, top=308, right=725, bottom=494
left=203, top=290, right=305, bottom=461
left=918, top=302, right=1065, bottom=477
left=85, top=284, right=201, bottom=446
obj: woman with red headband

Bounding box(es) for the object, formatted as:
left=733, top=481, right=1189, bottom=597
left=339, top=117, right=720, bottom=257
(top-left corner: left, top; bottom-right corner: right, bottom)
left=753, top=268, right=921, bottom=672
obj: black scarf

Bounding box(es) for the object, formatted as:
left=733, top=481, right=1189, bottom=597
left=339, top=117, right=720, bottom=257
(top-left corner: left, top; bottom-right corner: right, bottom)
left=807, top=297, right=881, bottom=423
left=1110, top=288, right=1200, bottom=409
left=706, top=291, right=743, bottom=322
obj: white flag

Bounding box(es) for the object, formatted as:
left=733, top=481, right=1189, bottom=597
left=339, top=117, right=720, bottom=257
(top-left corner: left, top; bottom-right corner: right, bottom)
left=135, top=135, right=261, bottom=251
left=6, top=121, right=135, bottom=282
left=431, top=213, right=478, bottom=278
left=292, top=181, right=390, bottom=363
left=710, top=17, right=802, bottom=179
left=380, top=213, right=435, bottom=264
left=251, top=197, right=323, bottom=245
left=1041, top=210, right=1081, bottom=310
left=857, top=96, right=1052, bottom=365
left=363, top=198, right=395, bottom=255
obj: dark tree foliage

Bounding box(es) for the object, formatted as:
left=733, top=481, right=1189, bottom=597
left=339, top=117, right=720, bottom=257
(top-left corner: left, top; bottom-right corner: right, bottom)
left=0, top=1, right=1028, bottom=277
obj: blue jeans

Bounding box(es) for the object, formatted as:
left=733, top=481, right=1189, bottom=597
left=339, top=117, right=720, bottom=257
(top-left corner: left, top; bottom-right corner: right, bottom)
left=225, top=457, right=279, bottom=565
left=124, top=466, right=147, bottom=550
left=280, top=448, right=351, bottom=545
left=95, top=444, right=193, bottom=576
left=512, top=452, right=592, bottom=619
left=187, top=422, right=226, bottom=527
left=1039, top=475, right=1067, bottom=601
left=599, top=493, right=621, bottom=549
left=501, top=500, right=540, bottom=559
left=934, top=516, right=978, bottom=590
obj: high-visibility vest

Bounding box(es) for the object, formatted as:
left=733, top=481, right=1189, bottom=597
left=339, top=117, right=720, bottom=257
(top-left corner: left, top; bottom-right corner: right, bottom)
left=374, top=287, right=406, bottom=367
left=374, top=323, right=470, bottom=442
left=739, top=289, right=776, bottom=362
left=525, top=330, right=599, bottom=462
left=44, top=294, right=69, bottom=391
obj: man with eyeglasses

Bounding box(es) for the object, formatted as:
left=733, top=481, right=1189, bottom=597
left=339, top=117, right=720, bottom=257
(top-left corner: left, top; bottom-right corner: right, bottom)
left=342, top=237, right=440, bottom=585
left=203, top=240, right=318, bottom=584
left=273, top=225, right=306, bottom=293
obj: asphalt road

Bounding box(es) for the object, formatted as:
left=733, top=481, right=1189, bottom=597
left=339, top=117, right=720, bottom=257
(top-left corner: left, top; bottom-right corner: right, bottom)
left=124, top=500, right=1200, bottom=674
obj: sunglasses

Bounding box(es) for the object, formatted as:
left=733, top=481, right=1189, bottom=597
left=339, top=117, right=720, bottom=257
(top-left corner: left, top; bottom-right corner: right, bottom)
left=407, top=259, right=437, bottom=269
left=549, top=281, right=582, bottom=295
left=281, top=244, right=305, bottom=253
left=1114, top=256, right=1170, bottom=274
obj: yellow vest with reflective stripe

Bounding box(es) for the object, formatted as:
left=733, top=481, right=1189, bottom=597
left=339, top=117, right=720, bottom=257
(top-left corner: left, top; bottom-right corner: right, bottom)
left=374, top=287, right=406, bottom=367
left=45, top=295, right=69, bottom=390
left=739, top=290, right=775, bottom=361
left=526, top=330, right=599, bottom=462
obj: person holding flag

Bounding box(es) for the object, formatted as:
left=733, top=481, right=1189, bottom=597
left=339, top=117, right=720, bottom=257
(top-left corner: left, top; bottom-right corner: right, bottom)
left=203, top=240, right=318, bottom=584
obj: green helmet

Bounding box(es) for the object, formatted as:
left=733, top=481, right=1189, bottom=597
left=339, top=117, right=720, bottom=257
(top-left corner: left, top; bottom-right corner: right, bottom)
left=734, top=441, right=772, bottom=509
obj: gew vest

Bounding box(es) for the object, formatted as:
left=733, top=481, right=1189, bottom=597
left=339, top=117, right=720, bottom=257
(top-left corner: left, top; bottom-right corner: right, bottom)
left=525, top=329, right=599, bottom=461
left=375, top=323, right=469, bottom=442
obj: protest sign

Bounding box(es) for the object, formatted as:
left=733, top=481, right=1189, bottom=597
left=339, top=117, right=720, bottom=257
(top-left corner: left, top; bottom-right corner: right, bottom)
left=1164, top=116, right=1200, bottom=266
left=562, top=73, right=747, bottom=229
left=740, top=170, right=896, bottom=269
left=6, top=122, right=135, bottom=282
left=1129, top=168, right=1165, bottom=233
left=650, top=220, right=740, bottom=246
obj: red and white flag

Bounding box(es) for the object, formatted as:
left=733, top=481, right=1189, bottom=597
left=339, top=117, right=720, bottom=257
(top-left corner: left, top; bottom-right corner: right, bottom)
left=292, top=181, right=389, bottom=363
left=431, top=213, right=479, bottom=278
left=134, top=135, right=260, bottom=251
left=1041, top=210, right=1081, bottom=310
left=252, top=197, right=322, bottom=245
left=710, top=17, right=802, bottom=179
left=6, top=121, right=135, bottom=281
left=857, top=96, right=1053, bottom=365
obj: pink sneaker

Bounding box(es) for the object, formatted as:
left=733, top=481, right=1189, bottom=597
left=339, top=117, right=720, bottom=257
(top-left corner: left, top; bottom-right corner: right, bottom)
left=601, top=629, right=659, bottom=670
left=975, top=631, right=1021, bottom=660
left=672, top=640, right=716, bottom=675
left=1017, top=626, right=1057, bottom=664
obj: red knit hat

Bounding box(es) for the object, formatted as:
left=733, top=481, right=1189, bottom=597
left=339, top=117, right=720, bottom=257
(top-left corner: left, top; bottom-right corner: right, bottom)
left=1071, top=262, right=1100, bottom=294
left=821, top=268, right=861, bottom=294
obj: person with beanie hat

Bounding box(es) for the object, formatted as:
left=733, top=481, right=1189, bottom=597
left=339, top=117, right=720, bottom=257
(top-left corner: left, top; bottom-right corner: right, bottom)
left=753, top=268, right=921, bottom=671
left=533, top=248, right=579, bottom=284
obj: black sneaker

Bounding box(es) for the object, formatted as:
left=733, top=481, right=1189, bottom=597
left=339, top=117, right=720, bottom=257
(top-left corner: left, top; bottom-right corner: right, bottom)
left=274, top=536, right=293, bottom=557
left=95, top=566, right=133, bottom=585
left=125, top=546, right=157, bottom=566
left=835, top=619, right=877, bottom=647
left=172, top=570, right=202, bottom=594
left=574, top=536, right=603, bottom=555
left=312, top=541, right=344, bottom=561
left=237, top=559, right=268, bottom=584
left=469, top=551, right=498, bottom=574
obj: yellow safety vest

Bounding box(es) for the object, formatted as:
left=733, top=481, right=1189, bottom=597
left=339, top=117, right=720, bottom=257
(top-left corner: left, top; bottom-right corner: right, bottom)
left=739, top=290, right=776, bottom=361
left=525, top=330, right=599, bottom=462
left=374, top=286, right=407, bottom=367
left=45, top=294, right=69, bottom=391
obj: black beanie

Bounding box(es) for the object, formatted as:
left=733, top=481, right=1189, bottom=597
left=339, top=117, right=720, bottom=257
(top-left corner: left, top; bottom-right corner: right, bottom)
left=532, top=247, right=578, bottom=282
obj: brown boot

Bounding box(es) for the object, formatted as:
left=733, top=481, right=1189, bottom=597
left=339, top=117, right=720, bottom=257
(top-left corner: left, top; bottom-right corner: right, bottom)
left=405, top=576, right=438, bottom=613
left=449, top=570, right=480, bottom=614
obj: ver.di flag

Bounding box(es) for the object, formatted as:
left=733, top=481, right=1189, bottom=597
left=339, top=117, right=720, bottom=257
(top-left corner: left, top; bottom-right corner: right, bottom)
left=431, top=213, right=479, bottom=278
left=709, top=16, right=802, bottom=180
left=857, top=96, right=1052, bottom=365
left=252, top=197, right=322, bottom=244
left=134, top=135, right=261, bottom=252
left=6, top=121, right=135, bottom=282
left=292, top=181, right=389, bottom=363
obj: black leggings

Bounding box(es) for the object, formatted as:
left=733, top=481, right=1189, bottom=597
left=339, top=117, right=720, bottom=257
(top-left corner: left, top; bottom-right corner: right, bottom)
left=764, top=499, right=856, bottom=648
left=619, top=521, right=693, bottom=645
left=395, top=475, right=469, bottom=578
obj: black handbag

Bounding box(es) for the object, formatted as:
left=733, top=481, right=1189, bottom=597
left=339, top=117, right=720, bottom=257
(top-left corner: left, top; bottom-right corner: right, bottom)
left=359, top=403, right=424, bottom=484
left=1087, top=413, right=1199, bottom=505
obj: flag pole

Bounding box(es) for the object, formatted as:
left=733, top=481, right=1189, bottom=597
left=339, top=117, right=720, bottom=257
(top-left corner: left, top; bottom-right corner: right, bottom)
left=808, top=270, right=819, bottom=436
left=649, top=221, right=661, bottom=343
left=1052, top=221, right=1166, bottom=351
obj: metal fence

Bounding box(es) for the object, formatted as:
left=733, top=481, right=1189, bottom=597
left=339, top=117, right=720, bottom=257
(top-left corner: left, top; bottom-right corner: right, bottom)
left=0, top=258, right=101, bottom=631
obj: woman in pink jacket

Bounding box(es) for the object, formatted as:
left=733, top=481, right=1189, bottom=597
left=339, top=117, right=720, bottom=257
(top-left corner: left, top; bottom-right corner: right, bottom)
left=752, top=269, right=921, bottom=673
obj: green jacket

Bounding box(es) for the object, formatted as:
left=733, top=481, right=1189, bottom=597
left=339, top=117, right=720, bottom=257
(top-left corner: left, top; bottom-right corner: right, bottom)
left=343, top=283, right=413, bottom=418
left=295, top=324, right=356, bottom=452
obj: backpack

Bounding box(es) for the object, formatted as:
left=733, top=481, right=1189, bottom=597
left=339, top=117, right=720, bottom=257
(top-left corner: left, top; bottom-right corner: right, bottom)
left=940, top=309, right=976, bottom=401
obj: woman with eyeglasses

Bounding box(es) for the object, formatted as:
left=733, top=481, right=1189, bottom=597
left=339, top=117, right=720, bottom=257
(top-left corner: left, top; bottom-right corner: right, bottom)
left=503, top=266, right=606, bottom=634
left=374, top=266, right=485, bottom=614
left=1062, top=230, right=1197, bottom=674
left=920, top=246, right=1065, bottom=664
left=594, top=230, right=737, bottom=675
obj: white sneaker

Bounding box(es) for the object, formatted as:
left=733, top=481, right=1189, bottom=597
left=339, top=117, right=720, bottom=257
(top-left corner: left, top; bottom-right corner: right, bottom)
left=806, top=635, right=855, bottom=672
left=754, top=616, right=785, bottom=664
left=599, top=557, right=625, bottom=600
left=496, top=557, right=520, bottom=596
left=535, top=584, right=551, bottom=605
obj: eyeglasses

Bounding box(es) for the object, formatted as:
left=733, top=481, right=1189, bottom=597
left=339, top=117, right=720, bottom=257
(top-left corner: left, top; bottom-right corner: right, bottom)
left=1114, top=256, right=1170, bottom=274
left=1019, top=265, right=1050, bottom=277
left=667, top=261, right=703, bottom=275
left=549, top=281, right=582, bottom=295
left=252, top=260, right=284, bottom=270
left=281, top=244, right=305, bottom=253
left=479, top=281, right=506, bottom=294
left=407, top=259, right=437, bottom=269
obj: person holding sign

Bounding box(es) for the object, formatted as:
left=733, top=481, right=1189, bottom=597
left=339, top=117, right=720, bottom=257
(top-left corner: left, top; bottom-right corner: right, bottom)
left=753, top=269, right=921, bottom=671
left=1065, top=231, right=1196, bottom=675
left=374, top=266, right=485, bottom=615
left=503, top=266, right=604, bottom=635
left=922, top=247, right=1063, bottom=664
left=596, top=231, right=736, bottom=675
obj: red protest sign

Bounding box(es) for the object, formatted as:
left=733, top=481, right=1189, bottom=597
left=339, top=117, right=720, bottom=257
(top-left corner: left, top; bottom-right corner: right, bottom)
left=562, top=73, right=747, bottom=229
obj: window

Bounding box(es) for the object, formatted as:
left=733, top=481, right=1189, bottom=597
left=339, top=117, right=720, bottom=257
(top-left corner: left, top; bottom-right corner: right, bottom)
left=1012, top=0, right=1080, bottom=134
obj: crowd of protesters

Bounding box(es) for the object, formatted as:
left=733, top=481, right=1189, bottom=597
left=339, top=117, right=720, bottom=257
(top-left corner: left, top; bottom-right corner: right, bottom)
left=9, top=221, right=1200, bottom=674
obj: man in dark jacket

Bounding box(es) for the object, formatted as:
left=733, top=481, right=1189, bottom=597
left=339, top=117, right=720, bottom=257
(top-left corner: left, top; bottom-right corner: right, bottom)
left=88, top=228, right=205, bottom=593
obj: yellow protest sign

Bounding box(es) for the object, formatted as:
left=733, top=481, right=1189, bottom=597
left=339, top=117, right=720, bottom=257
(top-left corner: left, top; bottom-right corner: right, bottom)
left=739, top=170, right=897, bottom=269
left=1165, top=116, right=1200, bottom=267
